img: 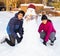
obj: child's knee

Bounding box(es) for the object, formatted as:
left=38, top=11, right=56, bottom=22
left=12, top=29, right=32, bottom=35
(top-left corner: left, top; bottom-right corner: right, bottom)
left=40, top=32, right=46, bottom=39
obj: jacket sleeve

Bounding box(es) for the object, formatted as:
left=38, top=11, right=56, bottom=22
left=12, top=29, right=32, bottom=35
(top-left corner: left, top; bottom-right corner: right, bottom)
left=44, top=22, right=52, bottom=42
left=19, top=20, right=24, bottom=35
left=38, top=23, right=43, bottom=33
left=9, top=18, right=18, bottom=39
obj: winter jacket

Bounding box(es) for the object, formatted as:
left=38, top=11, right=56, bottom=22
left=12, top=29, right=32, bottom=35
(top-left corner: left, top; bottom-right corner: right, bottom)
left=38, top=20, right=56, bottom=42
left=6, top=13, right=23, bottom=39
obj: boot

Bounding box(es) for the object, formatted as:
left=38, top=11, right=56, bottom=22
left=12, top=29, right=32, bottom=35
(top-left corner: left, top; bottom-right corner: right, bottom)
left=43, top=40, right=47, bottom=46
left=50, top=41, right=54, bottom=46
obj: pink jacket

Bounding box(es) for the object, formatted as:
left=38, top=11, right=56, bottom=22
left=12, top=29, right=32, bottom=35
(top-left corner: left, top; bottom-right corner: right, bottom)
left=38, top=20, right=56, bottom=42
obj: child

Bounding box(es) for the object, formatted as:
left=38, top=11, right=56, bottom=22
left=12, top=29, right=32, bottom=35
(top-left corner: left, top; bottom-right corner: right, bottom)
left=2, top=10, right=25, bottom=46
left=38, top=15, right=56, bottom=46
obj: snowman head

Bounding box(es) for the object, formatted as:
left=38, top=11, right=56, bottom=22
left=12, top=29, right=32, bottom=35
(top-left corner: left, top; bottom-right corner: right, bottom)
left=24, top=4, right=37, bottom=21
left=25, top=4, right=36, bottom=16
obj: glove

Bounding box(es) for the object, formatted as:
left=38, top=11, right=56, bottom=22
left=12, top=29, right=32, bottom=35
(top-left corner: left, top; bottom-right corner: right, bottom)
left=17, top=36, right=23, bottom=43
left=43, top=40, right=47, bottom=46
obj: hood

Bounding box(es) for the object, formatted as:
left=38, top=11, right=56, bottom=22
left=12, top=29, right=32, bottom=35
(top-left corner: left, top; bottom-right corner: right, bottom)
left=14, top=13, right=18, bottom=18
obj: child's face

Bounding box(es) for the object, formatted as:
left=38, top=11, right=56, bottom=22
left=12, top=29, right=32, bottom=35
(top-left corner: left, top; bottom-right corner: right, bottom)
left=42, top=20, right=47, bottom=24
left=18, top=13, right=23, bottom=20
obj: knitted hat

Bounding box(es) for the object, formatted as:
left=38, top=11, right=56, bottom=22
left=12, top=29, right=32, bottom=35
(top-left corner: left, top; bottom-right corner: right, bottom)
left=28, top=4, right=36, bottom=9
left=41, top=15, right=48, bottom=21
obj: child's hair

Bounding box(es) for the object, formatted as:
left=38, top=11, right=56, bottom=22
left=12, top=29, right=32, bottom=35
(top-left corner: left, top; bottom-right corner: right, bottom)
left=41, top=15, right=48, bottom=21
left=17, top=10, right=25, bottom=16
left=41, top=15, right=52, bottom=22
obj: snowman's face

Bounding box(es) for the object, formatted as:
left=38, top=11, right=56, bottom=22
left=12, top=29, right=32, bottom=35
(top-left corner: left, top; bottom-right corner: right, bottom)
left=26, top=8, right=36, bottom=16
left=28, top=9, right=33, bottom=13
left=24, top=8, right=37, bottom=21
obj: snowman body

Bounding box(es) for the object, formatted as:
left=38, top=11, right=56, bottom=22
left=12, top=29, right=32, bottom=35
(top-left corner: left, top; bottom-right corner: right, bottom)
left=23, top=7, right=40, bottom=47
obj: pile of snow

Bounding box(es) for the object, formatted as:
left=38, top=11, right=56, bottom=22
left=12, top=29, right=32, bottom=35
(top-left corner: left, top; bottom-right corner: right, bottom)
left=0, top=11, right=15, bottom=40
left=0, top=12, right=60, bottom=56
left=21, top=4, right=44, bottom=6
left=44, top=6, right=54, bottom=9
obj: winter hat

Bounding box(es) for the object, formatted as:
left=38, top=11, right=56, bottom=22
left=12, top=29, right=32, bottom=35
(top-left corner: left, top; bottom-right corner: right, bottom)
left=41, top=15, right=48, bottom=21
left=28, top=4, right=36, bottom=9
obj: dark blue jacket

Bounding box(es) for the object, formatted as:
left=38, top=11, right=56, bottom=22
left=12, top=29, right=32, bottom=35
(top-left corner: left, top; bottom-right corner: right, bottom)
left=7, top=13, right=23, bottom=39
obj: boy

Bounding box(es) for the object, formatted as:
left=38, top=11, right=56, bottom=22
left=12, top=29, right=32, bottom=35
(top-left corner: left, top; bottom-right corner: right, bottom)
left=2, top=10, right=25, bottom=46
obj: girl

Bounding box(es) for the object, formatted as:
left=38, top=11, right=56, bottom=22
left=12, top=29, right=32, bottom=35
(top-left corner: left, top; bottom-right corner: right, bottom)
left=38, top=15, right=56, bottom=46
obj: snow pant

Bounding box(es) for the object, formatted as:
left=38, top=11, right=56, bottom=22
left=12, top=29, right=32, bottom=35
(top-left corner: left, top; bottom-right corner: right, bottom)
left=5, top=35, right=15, bottom=46
left=5, top=34, right=23, bottom=46
left=40, top=31, right=56, bottom=43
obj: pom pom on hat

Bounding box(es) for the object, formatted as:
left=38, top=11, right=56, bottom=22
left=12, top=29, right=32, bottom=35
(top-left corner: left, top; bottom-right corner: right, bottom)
left=28, top=4, right=36, bottom=9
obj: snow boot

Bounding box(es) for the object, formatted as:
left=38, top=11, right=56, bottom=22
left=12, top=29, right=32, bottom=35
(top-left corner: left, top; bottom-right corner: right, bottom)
left=43, top=41, right=47, bottom=46
left=50, top=41, right=54, bottom=46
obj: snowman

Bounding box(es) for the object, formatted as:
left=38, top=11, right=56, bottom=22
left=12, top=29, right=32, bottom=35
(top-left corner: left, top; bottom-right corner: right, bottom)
left=23, top=4, right=40, bottom=47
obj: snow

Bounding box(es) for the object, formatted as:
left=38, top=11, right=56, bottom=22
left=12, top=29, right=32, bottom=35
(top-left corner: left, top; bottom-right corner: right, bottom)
left=44, top=6, right=54, bottom=9
left=0, top=12, right=60, bottom=56
left=56, top=11, right=60, bottom=13
left=21, top=4, right=44, bottom=6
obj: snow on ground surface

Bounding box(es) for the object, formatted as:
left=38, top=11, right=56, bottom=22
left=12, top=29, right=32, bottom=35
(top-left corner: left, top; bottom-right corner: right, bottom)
left=0, top=11, right=60, bottom=56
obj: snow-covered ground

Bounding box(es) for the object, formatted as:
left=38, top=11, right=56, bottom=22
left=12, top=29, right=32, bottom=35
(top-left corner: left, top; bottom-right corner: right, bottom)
left=0, top=12, right=60, bottom=56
